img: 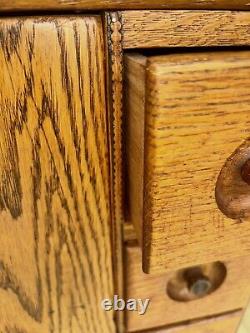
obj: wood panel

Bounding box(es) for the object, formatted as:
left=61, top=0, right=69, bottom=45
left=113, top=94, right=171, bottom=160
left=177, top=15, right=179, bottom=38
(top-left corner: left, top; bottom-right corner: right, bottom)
left=1, top=0, right=250, bottom=11
left=141, top=311, right=242, bottom=332
left=124, top=54, right=146, bottom=246
left=125, top=245, right=247, bottom=332
left=125, top=51, right=250, bottom=274
left=122, top=10, right=250, bottom=49
left=0, top=16, right=115, bottom=333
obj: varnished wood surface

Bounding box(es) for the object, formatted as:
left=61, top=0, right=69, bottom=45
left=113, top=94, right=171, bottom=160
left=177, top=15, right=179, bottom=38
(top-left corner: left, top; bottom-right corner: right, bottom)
left=141, top=311, right=242, bottom=332
left=105, top=12, right=125, bottom=333
left=1, top=0, right=250, bottom=12
left=124, top=54, right=146, bottom=247
left=125, top=51, right=250, bottom=274
left=122, top=10, right=250, bottom=49
left=0, top=16, right=115, bottom=333
left=124, top=222, right=137, bottom=242
left=125, top=245, right=247, bottom=332
left=216, top=139, right=250, bottom=220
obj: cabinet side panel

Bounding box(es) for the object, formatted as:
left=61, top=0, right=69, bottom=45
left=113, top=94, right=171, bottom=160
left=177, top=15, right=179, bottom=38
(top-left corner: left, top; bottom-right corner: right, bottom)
left=0, top=16, right=115, bottom=333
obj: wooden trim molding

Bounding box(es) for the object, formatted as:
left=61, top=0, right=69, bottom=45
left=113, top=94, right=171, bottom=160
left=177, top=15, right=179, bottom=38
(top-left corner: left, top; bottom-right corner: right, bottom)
left=1, top=0, right=250, bottom=12
left=105, top=12, right=125, bottom=333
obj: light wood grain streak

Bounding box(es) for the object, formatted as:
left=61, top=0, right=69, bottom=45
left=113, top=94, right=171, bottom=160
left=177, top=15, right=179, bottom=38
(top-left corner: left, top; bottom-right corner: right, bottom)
left=121, top=10, right=250, bottom=49
left=0, top=16, right=115, bottom=333
left=123, top=223, right=137, bottom=242
left=125, top=245, right=246, bottom=332
left=1, top=0, right=250, bottom=11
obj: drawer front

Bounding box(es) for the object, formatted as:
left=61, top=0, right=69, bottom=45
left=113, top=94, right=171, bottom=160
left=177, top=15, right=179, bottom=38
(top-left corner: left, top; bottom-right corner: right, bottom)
left=121, top=10, right=250, bottom=49
left=0, top=17, right=114, bottom=333
left=125, top=245, right=249, bottom=332
left=125, top=51, right=250, bottom=273
left=140, top=312, right=242, bottom=333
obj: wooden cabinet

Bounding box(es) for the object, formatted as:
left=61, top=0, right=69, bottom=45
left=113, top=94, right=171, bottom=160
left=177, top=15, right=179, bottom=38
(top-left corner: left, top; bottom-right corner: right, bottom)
left=0, top=16, right=115, bottom=333
left=0, top=4, right=250, bottom=333
left=125, top=51, right=250, bottom=274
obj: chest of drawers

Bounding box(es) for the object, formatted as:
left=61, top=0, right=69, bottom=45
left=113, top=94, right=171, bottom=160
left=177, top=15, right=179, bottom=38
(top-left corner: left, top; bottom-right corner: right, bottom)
left=1, top=2, right=250, bottom=332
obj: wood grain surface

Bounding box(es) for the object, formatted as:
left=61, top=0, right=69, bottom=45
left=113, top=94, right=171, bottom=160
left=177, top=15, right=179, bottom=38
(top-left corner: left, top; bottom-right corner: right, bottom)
left=125, top=51, right=250, bottom=274
left=105, top=12, right=125, bottom=333
left=122, top=10, right=250, bottom=49
left=1, top=0, right=250, bottom=11
left=125, top=245, right=247, bottom=332
left=140, top=311, right=242, bottom=333
left=124, top=54, right=146, bottom=247
left=0, top=16, right=115, bottom=333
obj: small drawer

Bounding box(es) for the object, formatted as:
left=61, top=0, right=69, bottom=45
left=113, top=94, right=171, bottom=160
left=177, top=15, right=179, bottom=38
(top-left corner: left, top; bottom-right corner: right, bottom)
left=125, top=51, right=250, bottom=273
left=125, top=244, right=249, bottom=332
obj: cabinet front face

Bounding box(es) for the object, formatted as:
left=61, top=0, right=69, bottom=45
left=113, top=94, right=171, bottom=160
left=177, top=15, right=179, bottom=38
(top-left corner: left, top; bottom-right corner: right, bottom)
left=125, top=245, right=249, bottom=332
left=0, top=16, right=115, bottom=333
left=125, top=51, right=250, bottom=274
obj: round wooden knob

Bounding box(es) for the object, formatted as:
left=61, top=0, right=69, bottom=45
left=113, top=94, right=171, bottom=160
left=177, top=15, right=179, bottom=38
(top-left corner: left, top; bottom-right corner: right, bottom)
left=216, top=139, right=250, bottom=220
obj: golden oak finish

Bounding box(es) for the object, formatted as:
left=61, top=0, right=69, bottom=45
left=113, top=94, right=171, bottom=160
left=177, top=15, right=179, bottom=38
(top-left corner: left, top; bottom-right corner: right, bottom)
left=141, top=311, right=242, bottom=333
left=121, top=10, right=250, bottom=49
left=125, top=51, right=250, bottom=273
left=124, top=54, right=146, bottom=246
left=0, top=16, right=115, bottom=333
left=1, top=0, right=250, bottom=11
left=124, top=223, right=137, bottom=242
left=125, top=245, right=247, bottom=332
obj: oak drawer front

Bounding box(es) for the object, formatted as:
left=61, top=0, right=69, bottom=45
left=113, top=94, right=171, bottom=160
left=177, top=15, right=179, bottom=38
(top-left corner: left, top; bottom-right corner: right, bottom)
left=138, top=312, right=242, bottom=333
left=125, top=51, right=250, bottom=274
left=125, top=245, right=248, bottom=332
left=121, top=10, right=250, bottom=49
left=0, top=17, right=114, bottom=333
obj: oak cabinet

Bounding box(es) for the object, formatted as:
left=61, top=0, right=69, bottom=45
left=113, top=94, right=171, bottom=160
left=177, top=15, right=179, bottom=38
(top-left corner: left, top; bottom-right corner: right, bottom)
left=1, top=4, right=250, bottom=333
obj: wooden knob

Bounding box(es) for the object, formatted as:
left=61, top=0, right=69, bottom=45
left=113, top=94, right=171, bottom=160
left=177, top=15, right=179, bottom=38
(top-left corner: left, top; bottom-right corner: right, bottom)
left=216, top=139, right=250, bottom=220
